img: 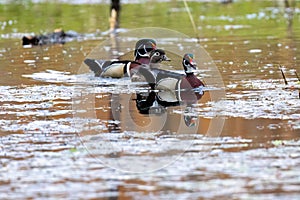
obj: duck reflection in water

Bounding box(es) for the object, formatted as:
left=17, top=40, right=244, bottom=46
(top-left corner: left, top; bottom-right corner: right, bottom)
left=135, top=87, right=204, bottom=111
left=135, top=88, right=204, bottom=127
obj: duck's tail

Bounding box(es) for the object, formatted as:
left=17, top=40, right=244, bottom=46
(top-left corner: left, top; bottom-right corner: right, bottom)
left=84, top=59, right=109, bottom=77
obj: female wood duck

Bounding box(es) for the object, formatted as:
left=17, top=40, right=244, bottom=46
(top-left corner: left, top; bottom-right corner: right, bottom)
left=130, top=49, right=170, bottom=86
left=84, top=39, right=160, bottom=78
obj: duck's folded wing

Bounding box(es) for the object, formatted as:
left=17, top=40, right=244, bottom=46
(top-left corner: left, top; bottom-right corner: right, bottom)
left=131, top=66, right=156, bottom=85
left=84, top=58, right=112, bottom=77
left=85, top=59, right=141, bottom=78
left=101, top=62, right=128, bottom=78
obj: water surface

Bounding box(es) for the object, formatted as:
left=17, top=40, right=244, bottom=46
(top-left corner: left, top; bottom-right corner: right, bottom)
left=0, top=0, right=299, bottom=199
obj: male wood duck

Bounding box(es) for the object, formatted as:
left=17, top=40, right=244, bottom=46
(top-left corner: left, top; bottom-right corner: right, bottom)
left=134, top=39, right=157, bottom=64
left=85, top=40, right=170, bottom=78
left=155, top=53, right=205, bottom=104
left=84, top=39, right=158, bottom=78
left=179, top=53, right=205, bottom=89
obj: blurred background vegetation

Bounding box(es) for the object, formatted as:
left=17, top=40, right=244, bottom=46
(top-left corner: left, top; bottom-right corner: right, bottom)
left=0, top=0, right=299, bottom=38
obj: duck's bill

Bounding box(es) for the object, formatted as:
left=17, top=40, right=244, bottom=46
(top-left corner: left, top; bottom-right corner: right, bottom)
left=163, top=55, right=171, bottom=61
left=185, top=64, right=198, bottom=73
left=190, top=61, right=197, bottom=67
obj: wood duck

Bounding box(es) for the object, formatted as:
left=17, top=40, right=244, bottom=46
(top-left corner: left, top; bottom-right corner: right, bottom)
left=84, top=41, right=170, bottom=79
left=179, top=53, right=205, bottom=89
left=149, top=49, right=171, bottom=64
left=84, top=39, right=159, bottom=78
left=155, top=53, right=205, bottom=104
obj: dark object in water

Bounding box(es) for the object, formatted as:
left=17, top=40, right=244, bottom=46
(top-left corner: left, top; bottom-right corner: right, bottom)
left=22, top=29, right=78, bottom=46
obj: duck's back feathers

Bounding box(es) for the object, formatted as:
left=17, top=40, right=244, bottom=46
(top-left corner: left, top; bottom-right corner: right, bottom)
left=84, top=58, right=142, bottom=77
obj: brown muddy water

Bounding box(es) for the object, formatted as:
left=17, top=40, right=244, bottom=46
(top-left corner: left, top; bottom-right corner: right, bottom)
left=1, top=2, right=300, bottom=200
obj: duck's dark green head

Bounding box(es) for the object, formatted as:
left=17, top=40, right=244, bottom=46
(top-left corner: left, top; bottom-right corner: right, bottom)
left=182, top=53, right=197, bottom=74
left=149, top=49, right=171, bottom=64
left=134, top=39, right=157, bottom=60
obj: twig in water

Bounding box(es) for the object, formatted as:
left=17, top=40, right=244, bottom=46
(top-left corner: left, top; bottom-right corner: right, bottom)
left=279, top=65, right=288, bottom=85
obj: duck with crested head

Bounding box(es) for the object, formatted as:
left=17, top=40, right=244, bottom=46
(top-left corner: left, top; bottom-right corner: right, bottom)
left=84, top=39, right=166, bottom=78
left=180, top=53, right=204, bottom=88
left=134, top=39, right=157, bottom=64
left=153, top=53, right=205, bottom=104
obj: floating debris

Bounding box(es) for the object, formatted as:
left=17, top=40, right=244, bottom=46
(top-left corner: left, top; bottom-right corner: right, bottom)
left=23, top=59, right=36, bottom=64
left=248, top=49, right=262, bottom=53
